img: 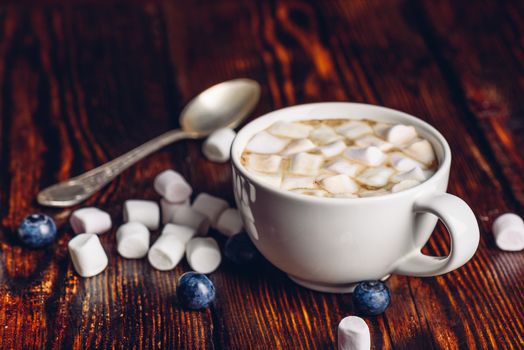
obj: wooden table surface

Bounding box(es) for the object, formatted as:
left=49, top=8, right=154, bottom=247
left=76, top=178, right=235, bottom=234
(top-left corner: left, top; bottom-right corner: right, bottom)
left=1, top=0, right=523, bottom=349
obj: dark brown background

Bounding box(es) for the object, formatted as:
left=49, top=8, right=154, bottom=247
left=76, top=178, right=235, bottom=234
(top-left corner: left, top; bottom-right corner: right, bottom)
left=0, top=0, right=523, bottom=349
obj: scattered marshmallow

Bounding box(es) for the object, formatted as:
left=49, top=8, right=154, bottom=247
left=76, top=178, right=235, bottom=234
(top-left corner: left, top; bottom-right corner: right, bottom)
left=186, top=237, right=222, bottom=274
left=216, top=208, right=243, bottom=237
left=355, top=135, right=393, bottom=151
left=319, top=175, right=359, bottom=194
left=245, top=131, right=290, bottom=154
left=319, top=140, right=346, bottom=158
left=282, top=138, right=317, bottom=155
left=389, top=152, right=425, bottom=171
left=289, top=152, right=324, bottom=176
left=123, top=200, right=160, bottom=230
left=384, top=124, right=417, bottom=145
left=243, top=154, right=282, bottom=173
left=268, top=121, right=313, bottom=139
left=281, top=176, right=317, bottom=190
left=403, top=139, right=435, bottom=165
left=344, top=146, right=386, bottom=166
left=147, top=224, right=196, bottom=270
left=391, top=179, right=421, bottom=192
left=309, top=125, right=342, bottom=144
left=68, top=233, right=108, bottom=277
left=160, top=198, right=190, bottom=224
left=338, top=316, right=371, bottom=350
left=171, top=206, right=210, bottom=235
left=326, top=159, right=363, bottom=177
left=70, top=207, right=112, bottom=234
left=116, top=222, right=150, bottom=259
left=391, top=167, right=426, bottom=183
left=192, top=193, right=229, bottom=228
left=154, top=170, right=192, bottom=202
left=356, top=167, right=394, bottom=187
left=492, top=213, right=524, bottom=251
left=336, top=121, right=373, bottom=140
left=202, top=128, right=236, bottom=163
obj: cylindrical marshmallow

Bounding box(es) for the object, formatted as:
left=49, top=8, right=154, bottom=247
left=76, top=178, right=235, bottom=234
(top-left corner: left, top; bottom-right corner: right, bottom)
left=68, top=233, right=108, bottom=277
left=116, top=222, right=150, bottom=259
left=186, top=237, right=221, bottom=274
left=161, top=198, right=190, bottom=224
left=216, top=208, right=243, bottom=237
left=492, top=213, right=524, bottom=251
left=338, top=316, right=371, bottom=350
left=70, top=207, right=112, bottom=234
left=154, top=170, right=192, bottom=202
left=170, top=206, right=210, bottom=235
left=148, top=224, right=197, bottom=271
left=123, top=200, right=160, bottom=230
left=191, top=193, right=229, bottom=228
left=202, top=128, right=237, bottom=163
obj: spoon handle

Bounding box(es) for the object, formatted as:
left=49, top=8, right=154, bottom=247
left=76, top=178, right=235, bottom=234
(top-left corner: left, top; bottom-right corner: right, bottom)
left=37, top=129, right=197, bottom=207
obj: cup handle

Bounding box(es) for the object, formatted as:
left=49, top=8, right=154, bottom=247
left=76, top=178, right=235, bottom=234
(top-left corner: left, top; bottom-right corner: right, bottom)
left=393, top=193, right=480, bottom=276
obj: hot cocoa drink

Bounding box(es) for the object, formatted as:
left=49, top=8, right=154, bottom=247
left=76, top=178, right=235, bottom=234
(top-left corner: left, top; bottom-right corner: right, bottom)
left=240, top=119, right=437, bottom=198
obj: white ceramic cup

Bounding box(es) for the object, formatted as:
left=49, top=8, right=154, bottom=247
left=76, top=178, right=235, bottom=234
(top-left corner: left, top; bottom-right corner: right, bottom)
left=231, top=102, right=480, bottom=293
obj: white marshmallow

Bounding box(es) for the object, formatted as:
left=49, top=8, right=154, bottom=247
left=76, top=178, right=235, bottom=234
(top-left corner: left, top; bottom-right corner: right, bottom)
left=186, top=237, right=221, bottom=274
left=160, top=198, right=190, bottom=224
left=192, top=193, right=229, bottom=227
left=319, top=174, right=359, bottom=194
left=354, top=135, right=393, bottom=151
left=403, top=139, right=436, bottom=165
left=154, top=170, right=192, bottom=202
left=319, top=140, right=346, bottom=158
left=326, top=159, right=363, bottom=177
left=70, top=207, right=112, bottom=234
left=147, top=224, right=196, bottom=271
left=245, top=131, right=290, bottom=154
left=281, top=176, right=317, bottom=190
left=336, top=121, right=373, bottom=140
left=268, top=121, right=313, bottom=139
left=116, top=222, right=150, bottom=259
left=123, top=200, right=160, bottom=230
left=492, top=213, right=524, bottom=251
left=216, top=208, right=243, bottom=237
left=291, top=189, right=331, bottom=197
left=171, top=206, right=210, bottom=235
left=338, top=316, right=371, bottom=350
left=243, top=154, right=282, bottom=173
left=202, top=128, right=236, bottom=163
left=309, top=125, right=342, bottom=145
left=344, top=146, right=386, bottom=166
left=359, top=189, right=390, bottom=197
left=372, top=122, right=392, bottom=136
left=68, top=233, right=108, bottom=278
left=384, top=124, right=417, bottom=145
left=389, top=152, right=425, bottom=171
left=282, top=138, right=317, bottom=155
left=356, top=167, right=394, bottom=187
left=249, top=171, right=282, bottom=187
left=289, top=152, right=324, bottom=176
left=391, top=179, right=421, bottom=192
left=391, top=167, right=427, bottom=183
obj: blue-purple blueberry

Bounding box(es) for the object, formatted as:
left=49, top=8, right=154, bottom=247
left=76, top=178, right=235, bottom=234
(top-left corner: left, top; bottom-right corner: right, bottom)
left=17, top=214, right=57, bottom=248
left=224, top=233, right=259, bottom=265
left=352, top=281, right=390, bottom=316
left=176, top=272, right=216, bottom=310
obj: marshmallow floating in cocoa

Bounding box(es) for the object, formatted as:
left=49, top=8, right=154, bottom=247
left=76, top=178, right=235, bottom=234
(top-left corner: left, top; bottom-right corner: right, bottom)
left=344, top=146, right=386, bottom=167
left=245, top=131, right=290, bottom=154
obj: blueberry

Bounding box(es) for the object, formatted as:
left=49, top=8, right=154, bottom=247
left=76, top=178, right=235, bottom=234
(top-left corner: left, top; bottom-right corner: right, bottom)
left=224, top=233, right=260, bottom=265
left=17, top=214, right=57, bottom=248
left=176, top=272, right=216, bottom=310
left=352, top=281, right=391, bottom=316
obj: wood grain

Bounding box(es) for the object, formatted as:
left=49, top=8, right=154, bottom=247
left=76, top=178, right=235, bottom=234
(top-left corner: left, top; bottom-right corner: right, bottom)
left=0, top=0, right=523, bottom=349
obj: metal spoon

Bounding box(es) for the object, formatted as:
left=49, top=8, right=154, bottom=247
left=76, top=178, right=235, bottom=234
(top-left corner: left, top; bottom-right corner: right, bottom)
left=37, top=79, right=261, bottom=207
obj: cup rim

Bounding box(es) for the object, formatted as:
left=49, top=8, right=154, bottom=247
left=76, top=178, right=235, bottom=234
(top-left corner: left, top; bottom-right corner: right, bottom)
left=231, top=102, right=451, bottom=203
